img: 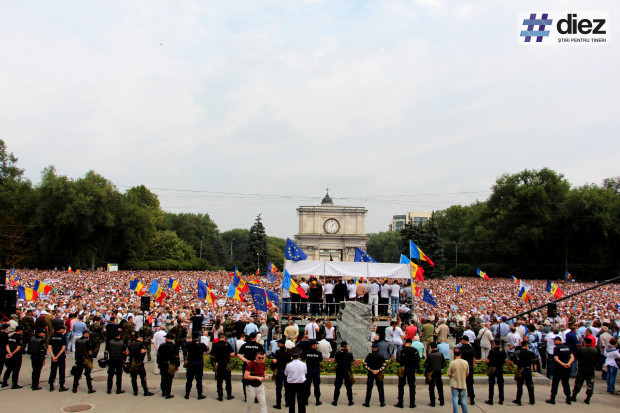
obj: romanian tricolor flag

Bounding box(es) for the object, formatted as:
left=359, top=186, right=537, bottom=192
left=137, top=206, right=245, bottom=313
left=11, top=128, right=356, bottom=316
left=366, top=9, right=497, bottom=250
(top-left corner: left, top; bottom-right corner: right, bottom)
left=227, top=268, right=248, bottom=301
left=9, top=268, right=19, bottom=286
left=255, top=268, right=260, bottom=277
left=68, top=266, right=72, bottom=273
left=409, top=240, right=435, bottom=267
left=248, top=275, right=260, bottom=286
left=477, top=268, right=490, bottom=280
left=518, top=287, right=531, bottom=302
left=565, top=272, right=572, bottom=281
left=168, top=278, right=180, bottom=293
left=76, top=269, right=81, bottom=275
left=456, top=286, right=464, bottom=294
left=18, top=286, right=38, bottom=301
left=34, top=280, right=52, bottom=295
left=134, top=281, right=145, bottom=296
left=206, top=286, right=217, bottom=306
left=511, top=276, right=519, bottom=284
left=283, top=270, right=308, bottom=299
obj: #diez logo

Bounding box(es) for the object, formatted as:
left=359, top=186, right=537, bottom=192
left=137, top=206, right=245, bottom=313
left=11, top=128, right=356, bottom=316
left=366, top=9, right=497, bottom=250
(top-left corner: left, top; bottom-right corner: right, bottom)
left=518, top=11, right=610, bottom=45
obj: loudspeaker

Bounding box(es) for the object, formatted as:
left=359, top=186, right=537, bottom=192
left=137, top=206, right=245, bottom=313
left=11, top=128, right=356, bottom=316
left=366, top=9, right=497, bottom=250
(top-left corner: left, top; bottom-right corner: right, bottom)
left=140, top=296, right=151, bottom=312
left=547, top=302, right=557, bottom=318
left=0, top=289, right=17, bottom=317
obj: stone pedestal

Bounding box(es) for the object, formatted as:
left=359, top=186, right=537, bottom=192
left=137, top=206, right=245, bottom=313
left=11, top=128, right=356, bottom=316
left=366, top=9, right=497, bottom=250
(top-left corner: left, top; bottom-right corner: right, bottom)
left=336, top=301, right=372, bottom=359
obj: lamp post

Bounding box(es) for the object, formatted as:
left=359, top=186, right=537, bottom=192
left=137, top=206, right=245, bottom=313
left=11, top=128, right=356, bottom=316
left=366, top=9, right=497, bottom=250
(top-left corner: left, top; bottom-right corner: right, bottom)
left=200, top=235, right=204, bottom=260
left=230, top=238, right=235, bottom=262
left=454, top=241, right=458, bottom=272
left=257, top=252, right=261, bottom=271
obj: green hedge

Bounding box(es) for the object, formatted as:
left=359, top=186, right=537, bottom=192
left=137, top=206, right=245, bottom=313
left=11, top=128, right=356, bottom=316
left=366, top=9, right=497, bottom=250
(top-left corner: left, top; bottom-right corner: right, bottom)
left=203, top=355, right=518, bottom=376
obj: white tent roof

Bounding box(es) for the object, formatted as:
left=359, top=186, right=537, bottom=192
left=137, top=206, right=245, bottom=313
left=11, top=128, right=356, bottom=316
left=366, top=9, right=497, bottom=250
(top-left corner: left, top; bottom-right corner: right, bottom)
left=284, top=260, right=411, bottom=279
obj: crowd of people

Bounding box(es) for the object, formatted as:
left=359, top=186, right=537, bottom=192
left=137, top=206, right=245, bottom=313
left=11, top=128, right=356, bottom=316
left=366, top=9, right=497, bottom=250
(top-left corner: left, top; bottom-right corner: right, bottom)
left=1, top=268, right=619, bottom=413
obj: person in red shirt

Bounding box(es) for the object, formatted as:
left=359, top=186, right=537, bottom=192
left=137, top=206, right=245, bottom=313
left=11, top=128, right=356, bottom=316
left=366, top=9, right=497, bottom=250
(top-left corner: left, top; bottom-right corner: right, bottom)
left=244, top=350, right=269, bottom=413
left=405, top=322, right=418, bottom=341
left=582, top=329, right=596, bottom=348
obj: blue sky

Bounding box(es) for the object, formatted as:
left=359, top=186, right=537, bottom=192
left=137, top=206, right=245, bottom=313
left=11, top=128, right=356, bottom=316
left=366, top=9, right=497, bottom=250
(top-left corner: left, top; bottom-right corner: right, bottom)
left=1, top=1, right=618, bottom=238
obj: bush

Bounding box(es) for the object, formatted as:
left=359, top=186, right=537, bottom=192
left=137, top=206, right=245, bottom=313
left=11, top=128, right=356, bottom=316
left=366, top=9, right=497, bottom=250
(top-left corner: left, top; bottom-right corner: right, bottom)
left=203, top=354, right=518, bottom=376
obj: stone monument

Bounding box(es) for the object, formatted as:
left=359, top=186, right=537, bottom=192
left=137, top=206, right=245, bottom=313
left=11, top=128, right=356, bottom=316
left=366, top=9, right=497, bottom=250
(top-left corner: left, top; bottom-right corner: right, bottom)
left=336, top=301, right=372, bottom=359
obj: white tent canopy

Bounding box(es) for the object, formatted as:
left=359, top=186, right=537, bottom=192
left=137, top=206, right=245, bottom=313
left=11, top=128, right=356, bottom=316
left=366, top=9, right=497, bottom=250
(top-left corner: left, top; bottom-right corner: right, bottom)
left=284, top=260, right=411, bottom=279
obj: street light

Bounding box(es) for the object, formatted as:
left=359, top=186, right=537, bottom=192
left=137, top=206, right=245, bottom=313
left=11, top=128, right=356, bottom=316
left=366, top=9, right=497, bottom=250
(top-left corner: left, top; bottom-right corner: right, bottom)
left=454, top=241, right=458, bottom=271
left=199, top=235, right=204, bottom=260
left=230, top=238, right=235, bottom=262
left=257, top=252, right=261, bottom=271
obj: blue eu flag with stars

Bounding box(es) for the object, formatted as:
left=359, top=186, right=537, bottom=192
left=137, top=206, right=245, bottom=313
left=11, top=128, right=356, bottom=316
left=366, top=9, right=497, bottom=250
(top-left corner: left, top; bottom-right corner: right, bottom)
left=285, top=238, right=307, bottom=261
left=354, top=247, right=377, bottom=263
left=248, top=284, right=269, bottom=312
left=423, top=288, right=437, bottom=308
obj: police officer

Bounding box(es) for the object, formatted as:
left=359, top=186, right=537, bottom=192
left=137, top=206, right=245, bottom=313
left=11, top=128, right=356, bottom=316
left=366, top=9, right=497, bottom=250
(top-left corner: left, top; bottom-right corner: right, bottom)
left=425, top=341, right=445, bottom=407
left=395, top=338, right=421, bottom=408
left=238, top=332, right=262, bottom=401
left=210, top=332, right=235, bottom=401
left=546, top=336, right=574, bottom=405
left=272, top=338, right=291, bottom=409
left=157, top=332, right=180, bottom=399
left=458, top=336, right=476, bottom=405
left=303, top=340, right=323, bottom=405
left=29, top=328, right=47, bottom=390
left=285, top=347, right=307, bottom=413
left=513, top=340, right=536, bottom=405
left=185, top=331, right=209, bottom=400
left=128, top=332, right=155, bottom=396
left=362, top=342, right=386, bottom=407
left=72, top=329, right=96, bottom=393
left=0, top=323, right=9, bottom=379
left=105, top=328, right=128, bottom=394
left=331, top=341, right=354, bottom=406
left=485, top=339, right=507, bottom=405
left=2, top=324, right=23, bottom=389
left=48, top=325, right=69, bottom=392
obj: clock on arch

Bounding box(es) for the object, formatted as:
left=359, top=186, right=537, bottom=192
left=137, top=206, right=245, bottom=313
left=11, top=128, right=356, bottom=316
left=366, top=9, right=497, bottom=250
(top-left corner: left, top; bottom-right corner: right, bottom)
left=323, top=218, right=340, bottom=234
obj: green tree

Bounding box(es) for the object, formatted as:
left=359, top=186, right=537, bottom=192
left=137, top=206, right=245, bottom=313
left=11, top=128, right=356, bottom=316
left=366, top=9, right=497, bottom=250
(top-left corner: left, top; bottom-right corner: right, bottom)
left=119, top=185, right=162, bottom=263
left=266, top=236, right=286, bottom=270
left=242, top=214, right=268, bottom=273
left=150, top=230, right=195, bottom=261
left=161, top=212, right=226, bottom=265
left=221, top=229, right=250, bottom=268
left=0, top=139, right=34, bottom=267
left=366, top=231, right=401, bottom=262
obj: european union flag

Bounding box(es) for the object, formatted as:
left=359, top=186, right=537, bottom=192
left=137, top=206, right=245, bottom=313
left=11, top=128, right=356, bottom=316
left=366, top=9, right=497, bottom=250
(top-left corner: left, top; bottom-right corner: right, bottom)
left=285, top=238, right=307, bottom=261
left=198, top=279, right=208, bottom=299
left=423, top=289, right=437, bottom=308
left=354, top=247, right=377, bottom=263
left=248, top=284, right=269, bottom=312
left=266, top=290, right=279, bottom=307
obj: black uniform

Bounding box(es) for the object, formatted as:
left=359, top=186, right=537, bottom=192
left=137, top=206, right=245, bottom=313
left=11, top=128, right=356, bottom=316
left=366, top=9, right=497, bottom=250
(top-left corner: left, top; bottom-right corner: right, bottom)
left=396, top=346, right=420, bottom=407
left=48, top=332, right=67, bottom=389
left=272, top=346, right=292, bottom=407
left=2, top=333, right=23, bottom=387
left=363, top=351, right=386, bottom=406
left=238, top=341, right=262, bottom=400
left=333, top=348, right=354, bottom=404
left=303, top=348, right=323, bottom=403
left=460, top=343, right=476, bottom=403
left=28, top=335, right=47, bottom=389
left=549, top=343, right=572, bottom=402
left=425, top=349, right=445, bottom=406
left=487, top=347, right=507, bottom=404
left=185, top=340, right=209, bottom=398
left=514, top=347, right=536, bottom=404
left=0, top=330, right=7, bottom=379
left=211, top=340, right=235, bottom=399
left=72, top=336, right=94, bottom=392
left=157, top=340, right=180, bottom=397
left=106, top=337, right=127, bottom=393
left=128, top=340, right=149, bottom=395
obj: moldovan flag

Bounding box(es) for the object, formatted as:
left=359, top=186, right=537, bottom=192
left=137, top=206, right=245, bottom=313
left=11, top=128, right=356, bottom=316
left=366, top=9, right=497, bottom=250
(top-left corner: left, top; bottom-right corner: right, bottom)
left=409, top=240, right=435, bottom=267
left=546, top=281, right=563, bottom=298
left=9, top=268, right=19, bottom=286
left=168, top=278, right=180, bottom=293
left=565, top=272, right=573, bottom=281
left=266, top=261, right=278, bottom=282
left=67, top=266, right=72, bottom=273
left=511, top=276, right=519, bottom=284
left=134, top=281, right=145, bottom=296
left=477, top=268, right=490, bottom=280
left=34, top=280, right=52, bottom=295
left=75, top=269, right=81, bottom=275
left=18, top=286, right=38, bottom=301
left=411, top=262, right=425, bottom=282
left=283, top=270, right=307, bottom=299
left=411, top=282, right=421, bottom=297
left=155, top=288, right=167, bottom=304
left=456, top=286, right=464, bottom=294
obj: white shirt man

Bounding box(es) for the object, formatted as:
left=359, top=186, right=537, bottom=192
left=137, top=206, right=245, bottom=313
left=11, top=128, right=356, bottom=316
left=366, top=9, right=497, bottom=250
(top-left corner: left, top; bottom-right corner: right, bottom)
left=306, top=321, right=318, bottom=340
left=347, top=282, right=356, bottom=300
left=324, top=282, right=334, bottom=296
left=368, top=281, right=380, bottom=317
left=318, top=338, right=332, bottom=359
left=462, top=328, right=476, bottom=343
